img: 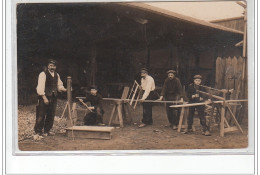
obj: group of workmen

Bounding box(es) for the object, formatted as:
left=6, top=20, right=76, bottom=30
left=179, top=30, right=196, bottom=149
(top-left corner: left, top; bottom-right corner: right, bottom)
left=138, top=68, right=211, bottom=136
left=33, top=59, right=211, bottom=140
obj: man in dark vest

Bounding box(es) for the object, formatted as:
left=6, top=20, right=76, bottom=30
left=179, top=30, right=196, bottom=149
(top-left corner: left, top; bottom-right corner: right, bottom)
left=158, top=70, right=184, bottom=130
left=34, top=59, right=67, bottom=139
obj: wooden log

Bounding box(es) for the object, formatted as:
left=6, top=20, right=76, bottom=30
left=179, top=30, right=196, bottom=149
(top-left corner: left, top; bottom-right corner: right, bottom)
left=66, top=126, right=114, bottom=140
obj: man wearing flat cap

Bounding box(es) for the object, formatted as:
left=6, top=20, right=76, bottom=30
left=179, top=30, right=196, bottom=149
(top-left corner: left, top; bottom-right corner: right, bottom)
left=138, top=68, right=156, bottom=128
left=34, top=59, right=67, bottom=139
left=158, top=70, right=184, bottom=130
left=186, top=74, right=211, bottom=136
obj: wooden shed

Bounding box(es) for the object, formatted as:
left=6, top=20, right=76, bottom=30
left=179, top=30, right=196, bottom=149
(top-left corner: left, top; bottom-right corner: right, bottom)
left=17, top=2, right=244, bottom=104
left=211, top=16, right=244, bottom=32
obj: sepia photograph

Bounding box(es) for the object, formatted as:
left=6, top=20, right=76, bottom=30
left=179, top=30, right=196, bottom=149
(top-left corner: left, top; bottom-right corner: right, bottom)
left=16, top=1, right=249, bottom=151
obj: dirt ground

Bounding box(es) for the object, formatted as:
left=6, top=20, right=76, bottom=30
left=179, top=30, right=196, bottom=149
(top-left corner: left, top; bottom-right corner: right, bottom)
left=18, top=100, right=248, bottom=151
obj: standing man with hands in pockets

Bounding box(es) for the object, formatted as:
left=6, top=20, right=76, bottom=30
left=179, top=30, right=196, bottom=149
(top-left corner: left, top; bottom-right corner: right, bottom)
left=34, top=59, right=67, bottom=139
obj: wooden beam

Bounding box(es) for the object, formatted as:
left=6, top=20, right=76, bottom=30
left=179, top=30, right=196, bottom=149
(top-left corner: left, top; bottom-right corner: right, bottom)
left=66, top=126, right=114, bottom=132
left=76, top=97, right=182, bottom=104
left=220, top=103, right=225, bottom=137
left=67, top=76, right=72, bottom=104
left=236, top=1, right=246, bottom=8
left=170, top=99, right=247, bottom=108
left=196, top=90, right=225, bottom=100
left=226, top=104, right=244, bottom=134
left=198, top=85, right=224, bottom=92
left=177, top=107, right=185, bottom=132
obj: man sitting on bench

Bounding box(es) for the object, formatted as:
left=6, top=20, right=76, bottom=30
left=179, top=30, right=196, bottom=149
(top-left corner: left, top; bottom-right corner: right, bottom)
left=80, top=85, right=105, bottom=126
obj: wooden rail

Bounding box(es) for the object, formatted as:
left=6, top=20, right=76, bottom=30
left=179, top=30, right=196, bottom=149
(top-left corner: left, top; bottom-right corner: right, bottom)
left=76, top=97, right=182, bottom=104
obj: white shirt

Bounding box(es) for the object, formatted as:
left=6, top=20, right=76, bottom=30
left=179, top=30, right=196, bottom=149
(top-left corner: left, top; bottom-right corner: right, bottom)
left=36, top=70, right=66, bottom=96
left=141, top=75, right=155, bottom=100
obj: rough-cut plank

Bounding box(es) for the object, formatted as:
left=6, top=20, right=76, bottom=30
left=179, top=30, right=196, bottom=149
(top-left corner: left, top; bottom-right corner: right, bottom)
left=177, top=107, right=185, bottom=132
left=67, top=130, right=112, bottom=140
left=224, top=126, right=238, bottom=133
left=224, top=57, right=233, bottom=90
left=121, top=86, right=130, bottom=99
left=66, top=126, right=114, bottom=132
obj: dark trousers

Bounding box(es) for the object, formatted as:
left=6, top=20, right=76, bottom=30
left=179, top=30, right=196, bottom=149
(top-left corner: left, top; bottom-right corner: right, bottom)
left=166, top=103, right=181, bottom=126
left=188, top=106, right=208, bottom=131
left=34, top=96, right=57, bottom=134
left=142, top=92, right=156, bottom=125
left=84, top=107, right=104, bottom=125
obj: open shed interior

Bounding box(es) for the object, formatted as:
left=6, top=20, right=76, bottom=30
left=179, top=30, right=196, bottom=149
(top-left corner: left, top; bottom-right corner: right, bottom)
left=17, top=3, right=243, bottom=104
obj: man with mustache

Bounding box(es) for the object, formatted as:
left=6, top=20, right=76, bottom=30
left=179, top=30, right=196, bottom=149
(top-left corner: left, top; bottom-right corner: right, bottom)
left=138, top=68, right=156, bottom=128
left=34, top=59, right=67, bottom=139
left=158, top=70, right=184, bottom=130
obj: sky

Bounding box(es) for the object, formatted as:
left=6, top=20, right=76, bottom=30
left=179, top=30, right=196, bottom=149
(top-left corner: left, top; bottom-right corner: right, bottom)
left=146, top=1, right=245, bottom=21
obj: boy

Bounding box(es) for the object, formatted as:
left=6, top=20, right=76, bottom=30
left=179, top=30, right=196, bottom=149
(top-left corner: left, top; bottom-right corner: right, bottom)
left=80, top=86, right=105, bottom=126
left=186, top=75, right=211, bottom=136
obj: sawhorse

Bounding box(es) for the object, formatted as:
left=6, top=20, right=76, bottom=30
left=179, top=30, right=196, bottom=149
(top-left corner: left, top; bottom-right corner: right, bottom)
left=108, top=86, right=132, bottom=127
left=177, top=106, right=195, bottom=132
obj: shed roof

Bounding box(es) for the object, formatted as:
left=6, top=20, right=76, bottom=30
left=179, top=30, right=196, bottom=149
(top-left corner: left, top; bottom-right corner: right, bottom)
left=210, top=16, right=244, bottom=23
left=119, top=3, right=243, bottom=35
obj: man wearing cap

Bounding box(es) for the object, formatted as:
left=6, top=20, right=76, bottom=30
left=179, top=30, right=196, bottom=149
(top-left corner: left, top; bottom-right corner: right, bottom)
left=79, top=85, right=105, bottom=126
left=186, top=75, right=211, bottom=136
left=34, top=59, right=67, bottom=139
left=138, top=68, right=156, bottom=128
left=158, top=70, right=184, bottom=130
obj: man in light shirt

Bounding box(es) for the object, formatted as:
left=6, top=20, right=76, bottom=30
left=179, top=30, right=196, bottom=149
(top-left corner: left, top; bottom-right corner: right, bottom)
left=138, top=68, right=156, bottom=128
left=34, top=59, right=67, bottom=138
